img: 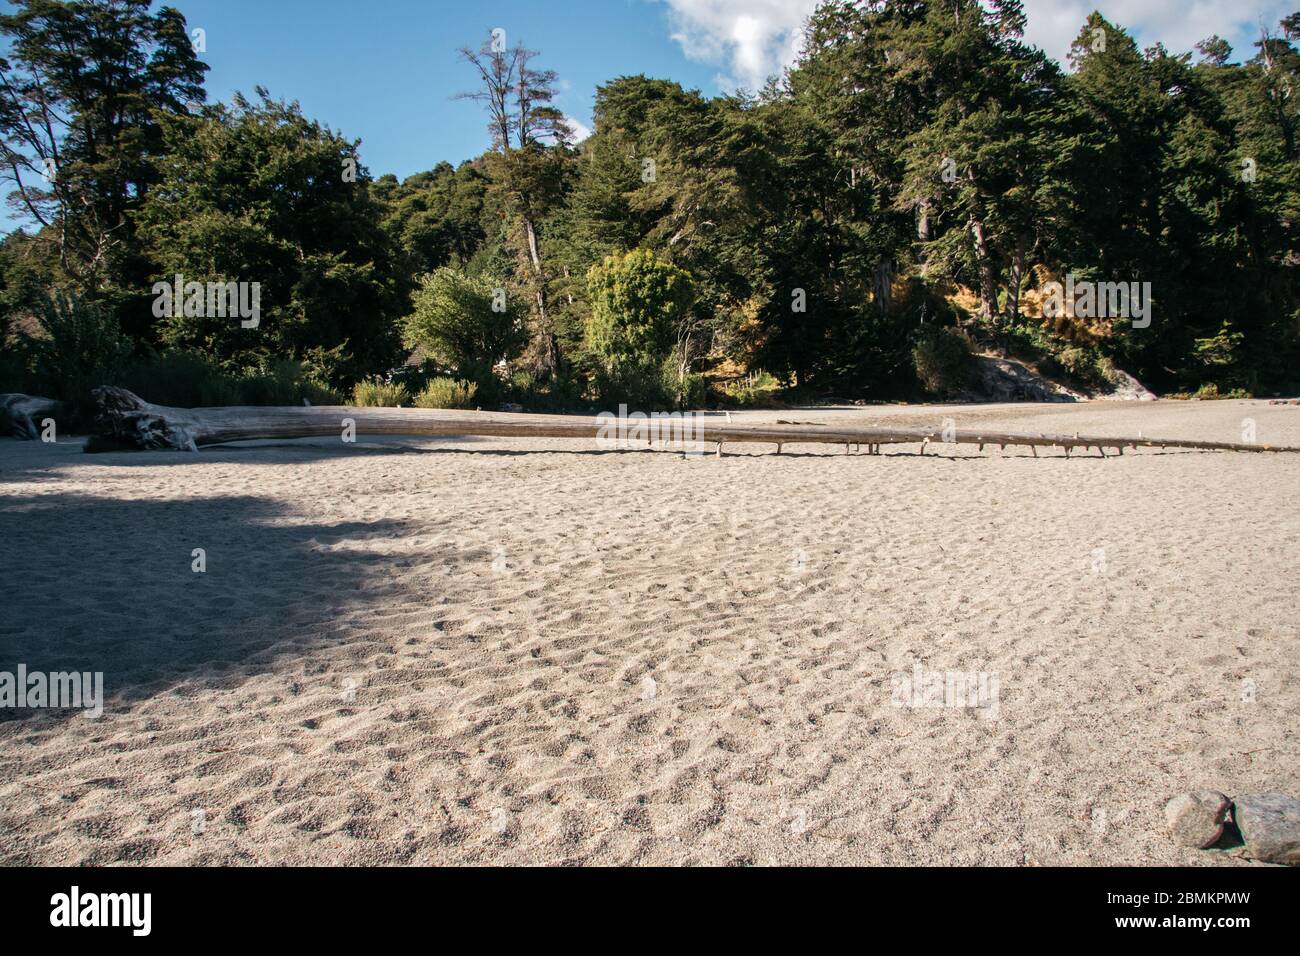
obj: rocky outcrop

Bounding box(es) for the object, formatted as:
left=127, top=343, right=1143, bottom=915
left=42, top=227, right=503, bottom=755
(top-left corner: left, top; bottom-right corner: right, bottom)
left=963, top=356, right=1084, bottom=403
left=960, top=356, right=1156, bottom=404
left=1097, top=369, right=1157, bottom=402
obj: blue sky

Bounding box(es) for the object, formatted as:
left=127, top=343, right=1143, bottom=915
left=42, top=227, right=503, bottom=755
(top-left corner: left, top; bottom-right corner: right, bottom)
left=177, top=0, right=724, bottom=182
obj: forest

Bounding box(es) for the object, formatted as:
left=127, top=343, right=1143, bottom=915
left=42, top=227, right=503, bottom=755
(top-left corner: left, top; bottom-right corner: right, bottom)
left=2, top=0, right=1298, bottom=418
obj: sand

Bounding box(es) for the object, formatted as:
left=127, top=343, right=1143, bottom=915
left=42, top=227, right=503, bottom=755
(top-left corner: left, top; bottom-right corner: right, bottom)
left=0, top=399, right=1296, bottom=865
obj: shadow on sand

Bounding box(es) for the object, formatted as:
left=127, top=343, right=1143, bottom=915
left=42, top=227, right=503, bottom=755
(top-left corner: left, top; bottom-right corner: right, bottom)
left=0, top=476, right=480, bottom=725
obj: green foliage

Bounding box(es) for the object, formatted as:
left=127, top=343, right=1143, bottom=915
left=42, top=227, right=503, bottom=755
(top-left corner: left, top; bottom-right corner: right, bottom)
left=670, top=370, right=711, bottom=410
left=413, top=377, right=478, bottom=409
left=585, top=248, right=693, bottom=374
left=1038, top=346, right=1117, bottom=391
left=238, top=361, right=342, bottom=406
left=504, top=369, right=585, bottom=412
left=351, top=378, right=410, bottom=407
left=379, top=162, right=489, bottom=275
left=5, top=2, right=1300, bottom=411
left=116, top=352, right=341, bottom=407
left=118, top=351, right=242, bottom=407
left=401, top=268, right=525, bottom=383
left=720, top=370, right=782, bottom=408
left=23, top=292, right=133, bottom=409
left=912, top=328, right=973, bottom=397
left=138, top=91, right=404, bottom=386
left=1192, top=323, right=1245, bottom=368
left=0, top=0, right=207, bottom=283
left=587, top=362, right=665, bottom=409
left=1167, top=383, right=1252, bottom=400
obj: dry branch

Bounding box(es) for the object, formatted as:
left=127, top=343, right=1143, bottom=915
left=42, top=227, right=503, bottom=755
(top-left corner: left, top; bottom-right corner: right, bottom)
left=1, top=393, right=63, bottom=440
left=89, top=387, right=1300, bottom=456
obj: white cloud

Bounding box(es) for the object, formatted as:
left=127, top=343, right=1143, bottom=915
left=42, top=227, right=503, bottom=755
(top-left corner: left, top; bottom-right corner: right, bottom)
left=657, top=0, right=820, bottom=91
left=565, top=115, right=593, bottom=143
left=655, top=0, right=1294, bottom=90
left=1023, top=0, right=1294, bottom=64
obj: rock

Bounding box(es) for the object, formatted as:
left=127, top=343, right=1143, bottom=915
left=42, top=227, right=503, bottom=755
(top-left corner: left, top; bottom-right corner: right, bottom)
left=963, top=355, right=1084, bottom=403
left=1234, top=792, right=1300, bottom=865
left=1100, top=369, right=1157, bottom=402
left=1165, top=790, right=1231, bottom=848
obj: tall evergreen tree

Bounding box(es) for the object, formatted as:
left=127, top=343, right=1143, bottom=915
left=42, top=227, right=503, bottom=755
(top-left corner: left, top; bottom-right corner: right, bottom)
left=0, top=0, right=206, bottom=290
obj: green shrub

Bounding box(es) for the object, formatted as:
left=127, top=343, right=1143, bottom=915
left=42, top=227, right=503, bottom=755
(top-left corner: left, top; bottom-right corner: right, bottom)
left=413, top=377, right=478, bottom=409
left=720, top=369, right=782, bottom=408
left=24, top=292, right=133, bottom=411
left=585, top=249, right=693, bottom=375
left=401, top=268, right=525, bottom=383
left=671, top=371, right=711, bottom=409
left=912, top=328, right=972, bottom=396
left=590, top=361, right=673, bottom=410
left=505, top=369, right=584, bottom=412
left=120, top=351, right=242, bottom=407
left=509, top=370, right=537, bottom=399
left=1167, top=383, right=1252, bottom=400
left=0, top=337, right=34, bottom=394
left=352, top=378, right=409, bottom=407
left=998, top=322, right=1052, bottom=362
left=1048, top=346, right=1116, bottom=391
left=238, top=359, right=342, bottom=406
left=119, top=352, right=342, bottom=407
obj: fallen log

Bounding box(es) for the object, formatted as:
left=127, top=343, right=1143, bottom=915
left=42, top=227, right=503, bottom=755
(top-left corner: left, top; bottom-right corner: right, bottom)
left=89, top=386, right=1300, bottom=456
left=1, top=393, right=63, bottom=440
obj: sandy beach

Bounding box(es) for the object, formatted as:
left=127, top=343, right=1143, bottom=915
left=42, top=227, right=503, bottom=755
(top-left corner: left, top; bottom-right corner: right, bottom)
left=1, top=399, right=1296, bottom=866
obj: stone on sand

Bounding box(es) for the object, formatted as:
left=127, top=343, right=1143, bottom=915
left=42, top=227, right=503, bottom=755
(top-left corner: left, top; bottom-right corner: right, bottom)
left=1164, top=790, right=1231, bottom=849
left=1233, top=792, right=1300, bottom=866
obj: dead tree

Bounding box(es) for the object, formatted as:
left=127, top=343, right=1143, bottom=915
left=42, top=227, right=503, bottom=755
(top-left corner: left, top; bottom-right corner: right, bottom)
left=90, top=387, right=1300, bottom=457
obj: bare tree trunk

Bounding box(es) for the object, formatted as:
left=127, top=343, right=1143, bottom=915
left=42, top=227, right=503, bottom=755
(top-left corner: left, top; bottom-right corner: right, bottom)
left=521, top=214, right=557, bottom=376
left=1005, top=242, right=1028, bottom=338
left=969, top=217, right=998, bottom=322
left=874, top=260, right=894, bottom=314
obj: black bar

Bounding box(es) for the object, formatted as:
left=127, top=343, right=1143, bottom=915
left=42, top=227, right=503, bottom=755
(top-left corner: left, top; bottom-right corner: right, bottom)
left=0, top=865, right=1286, bottom=943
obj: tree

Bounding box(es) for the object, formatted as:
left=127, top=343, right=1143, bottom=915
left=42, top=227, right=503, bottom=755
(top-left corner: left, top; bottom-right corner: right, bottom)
left=458, top=31, right=572, bottom=379
left=1064, top=15, right=1279, bottom=388
left=136, top=90, right=404, bottom=385
left=401, top=267, right=525, bottom=384
left=892, top=0, right=1065, bottom=326
left=585, top=248, right=692, bottom=374
left=0, top=0, right=206, bottom=285
left=379, top=160, right=489, bottom=276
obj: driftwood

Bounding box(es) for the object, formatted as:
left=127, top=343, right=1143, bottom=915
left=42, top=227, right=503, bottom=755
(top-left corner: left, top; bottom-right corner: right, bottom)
left=90, top=386, right=1300, bottom=457
left=1, top=393, right=63, bottom=440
